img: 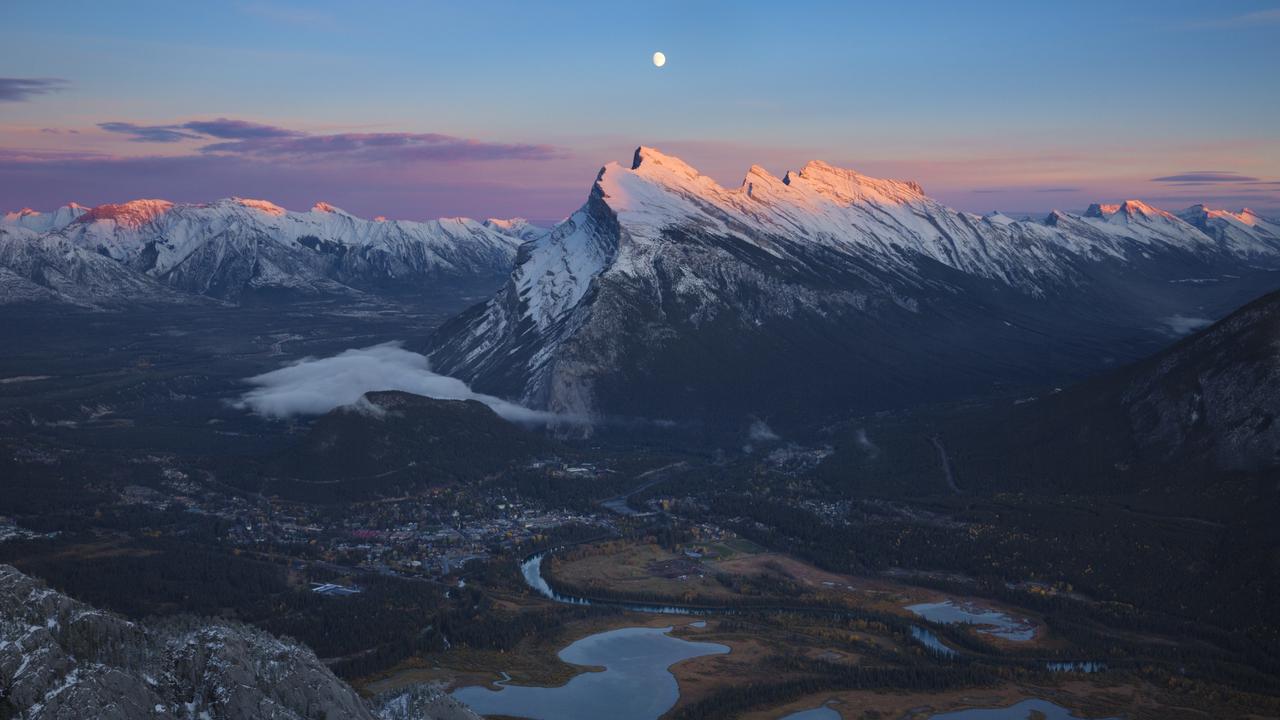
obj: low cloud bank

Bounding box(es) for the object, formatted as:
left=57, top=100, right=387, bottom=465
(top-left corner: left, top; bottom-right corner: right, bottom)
left=236, top=342, right=554, bottom=424
left=1162, top=315, right=1212, bottom=336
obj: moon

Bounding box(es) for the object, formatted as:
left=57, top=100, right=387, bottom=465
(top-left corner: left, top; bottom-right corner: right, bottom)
left=652, top=51, right=666, bottom=68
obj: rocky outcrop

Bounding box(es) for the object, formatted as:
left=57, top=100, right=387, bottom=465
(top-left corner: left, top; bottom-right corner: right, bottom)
left=0, top=565, right=476, bottom=720
left=375, top=685, right=481, bottom=720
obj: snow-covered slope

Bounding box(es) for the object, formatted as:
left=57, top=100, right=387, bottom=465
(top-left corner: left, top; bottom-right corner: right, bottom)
left=1, top=203, right=88, bottom=232
left=426, top=147, right=1280, bottom=426
left=0, top=225, right=182, bottom=307
left=1176, top=204, right=1280, bottom=257
left=7, top=198, right=525, bottom=300
left=483, top=217, right=548, bottom=243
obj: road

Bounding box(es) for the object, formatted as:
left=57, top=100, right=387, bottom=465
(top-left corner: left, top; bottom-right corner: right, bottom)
left=599, top=461, right=689, bottom=515
left=929, top=435, right=961, bottom=494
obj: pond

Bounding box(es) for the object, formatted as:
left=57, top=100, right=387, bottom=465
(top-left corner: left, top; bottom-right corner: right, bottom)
left=451, top=624, right=729, bottom=720
left=930, top=698, right=1120, bottom=719
left=911, top=625, right=957, bottom=656
left=906, top=599, right=1036, bottom=641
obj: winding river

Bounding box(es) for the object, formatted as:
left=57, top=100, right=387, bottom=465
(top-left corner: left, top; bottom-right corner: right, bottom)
left=520, top=551, right=958, bottom=655
left=508, top=551, right=1112, bottom=719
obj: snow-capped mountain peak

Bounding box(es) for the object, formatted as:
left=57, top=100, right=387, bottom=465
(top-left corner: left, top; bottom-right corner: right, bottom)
left=73, top=199, right=174, bottom=228
left=483, top=217, right=547, bottom=243
left=785, top=159, right=925, bottom=204
left=232, top=197, right=288, bottom=215
left=1, top=203, right=89, bottom=232
left=1087, top=199, right=1175, bottom=222
left=1184, top=204, right=1272, bottom=228
left=311, top=201, right=348, bottom=214
left=1177, top=203, right=1280, bottom=256
left=425, top=146, right=1280, bottom=423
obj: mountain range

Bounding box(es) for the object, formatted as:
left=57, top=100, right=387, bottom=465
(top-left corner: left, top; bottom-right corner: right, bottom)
left=424, top=147, right=1280, bottom=428
left=1, top=199, right=540, bottom=305
left=6, top=148, right=1279, bottom=430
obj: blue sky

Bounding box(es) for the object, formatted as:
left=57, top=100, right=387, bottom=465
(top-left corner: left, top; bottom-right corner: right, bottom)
left=2, top=0, right=1278, bottom=222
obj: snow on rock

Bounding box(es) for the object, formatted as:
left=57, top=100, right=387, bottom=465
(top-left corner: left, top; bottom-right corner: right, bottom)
left=73, top=199, right=174, bottom=229
left=1, top=203, right=88, bottom=232
left=425, top=146, right=1280, bottom=424
left=483, top=217, right=548, bottom=243
left=1178, top=204, right=1280, bottom=257
left=33, top=197, right=523, bottom=300
left=0, top=225, right=182, bottom=307
left=0, top=565, right=478, bottom=719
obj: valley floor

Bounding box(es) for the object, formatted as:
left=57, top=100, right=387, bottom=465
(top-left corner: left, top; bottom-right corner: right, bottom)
left=2, top=301, right=1278, bottom=719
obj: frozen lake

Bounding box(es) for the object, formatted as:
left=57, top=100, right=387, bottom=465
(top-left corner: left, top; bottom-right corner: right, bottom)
left=906, top=599, right=1036, bottom=641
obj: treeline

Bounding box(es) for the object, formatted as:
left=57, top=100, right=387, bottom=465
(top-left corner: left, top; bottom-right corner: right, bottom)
left=4, top=536, right=289, bottom=619
left=697, top=492, right=1280, bottom=695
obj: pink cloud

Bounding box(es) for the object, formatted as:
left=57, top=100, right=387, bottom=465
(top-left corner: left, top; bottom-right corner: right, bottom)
left=200, top=132, right=567, bottom=162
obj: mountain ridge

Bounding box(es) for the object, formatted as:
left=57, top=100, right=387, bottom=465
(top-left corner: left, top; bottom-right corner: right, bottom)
left=425, top=146, right=1280, bottom=427
left=1, top=198, right=536, bottom=303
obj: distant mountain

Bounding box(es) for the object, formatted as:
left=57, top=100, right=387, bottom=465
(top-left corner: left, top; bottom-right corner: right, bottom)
left=483, top=217, right=549, bottom=243
left=1, top=203, right=88, bottom=232
left=816, top=288, right=1280, bottom=496
left=1176, top=204, right=1280, bottom=256
left=258, top=390, right=552, bottom=501
left=0, top=225, right=186, bottom=308
left=1, top=198, right=527, bottom=302
left=424, top=146, right=1280, bottom=428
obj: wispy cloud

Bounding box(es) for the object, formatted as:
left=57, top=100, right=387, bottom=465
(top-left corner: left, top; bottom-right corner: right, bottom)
left=1194, top=8, right=1280, bottom=28
left=181, top=118, right=303, bottom=139
left=95, top=116, right=567, bottom=162
left=98, top=121, right=205, bottom=143
left=1152, top=171, right=1262, bottom=183
left=201, top=132, right=567, bottom=162
left=98, top=118, right=299, bottom=142
left=0, top=77, right=68, bottom=102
